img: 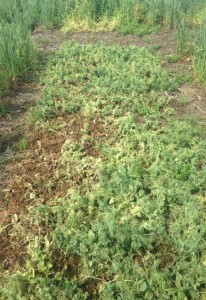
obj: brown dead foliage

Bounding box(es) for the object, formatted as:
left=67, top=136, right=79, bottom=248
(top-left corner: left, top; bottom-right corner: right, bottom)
left=0, top=221, right=28, bottom=271
left=2, top=113, right=85, bottom=206
left=83, top=118, right=106, bottom=157
left=0, top=112, right=85, bottom=269
left=0, top=111, right=108, bottom=270
left=154, top=243, right=177, bottom=271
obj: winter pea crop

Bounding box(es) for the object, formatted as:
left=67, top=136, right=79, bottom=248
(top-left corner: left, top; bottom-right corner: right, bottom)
left=2, top=42, right=206, bottom=300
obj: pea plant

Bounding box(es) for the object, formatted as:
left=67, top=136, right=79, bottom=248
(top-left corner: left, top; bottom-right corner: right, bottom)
left=2, top=42, right=206, bottom=299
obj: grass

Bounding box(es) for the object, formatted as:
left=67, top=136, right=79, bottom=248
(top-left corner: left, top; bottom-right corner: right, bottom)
left=0, top=0, right=72, bottom=97
left=194, top=22, right=206, bottom=82
left=1, top=42, right=206, bottom=299
left=0, top=23, right=37, bottom=96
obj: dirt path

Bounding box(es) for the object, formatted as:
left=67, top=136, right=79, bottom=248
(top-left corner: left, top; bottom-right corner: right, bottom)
left=0, top=85, right=40, bottom=196
left=33, top=29, right=177, bottom=52
left=0, top=29, right=206, bottom=270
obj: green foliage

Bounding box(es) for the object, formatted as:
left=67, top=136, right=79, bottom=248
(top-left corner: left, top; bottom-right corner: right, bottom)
left=166, top=54, right=181, bottom=63
left=0, top=0, right=71, bottom=96
left=177, top=15, right=187, bottom=56
left=61, top=0, right=206, bottom=84
left=62, top=0, right=206, bottom=33
left=62, top=0, right=159, bottom=35
left=2, top=42, right=206, bottom=299
left=17, top=137, right=29, bottom=151
left=0, top=0, right=71, bottom=30
left=1, top=0, right=206, bottom=95
left=194, top=21, right=206, bottom=82
left=1, top=273, right=88, bottom=300
left=0, top=103, right=8, bottom=117
left=117, top=19, right=159, bottom=36
left=0, top=23, right=36, bottom=96
left=38, top=42, right=174, bottom=119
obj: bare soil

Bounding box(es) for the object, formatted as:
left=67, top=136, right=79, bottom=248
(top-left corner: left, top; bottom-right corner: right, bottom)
left=33, top=29, right=176, bottom=53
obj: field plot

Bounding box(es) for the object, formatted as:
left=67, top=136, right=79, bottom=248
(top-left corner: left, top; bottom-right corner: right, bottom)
left=1, top=42, right=206, bottom=299
left=1, top=0, right=206, bottom=299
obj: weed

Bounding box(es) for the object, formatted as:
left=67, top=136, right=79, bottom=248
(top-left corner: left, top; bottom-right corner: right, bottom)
left=166, top=54, right=181, bottom=63
left=178, top=96, right=191, bottom=105
left=175, top=71, right=193, bottom=85
left=0, top=103, right=7, bottom=117
left=177, top=15, right=187, bottom=56
left=29, top=107, right=44, bottom=124
left=194, top=21, right=206, bottom=81
left=17, top=137, right=29, bottom=151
